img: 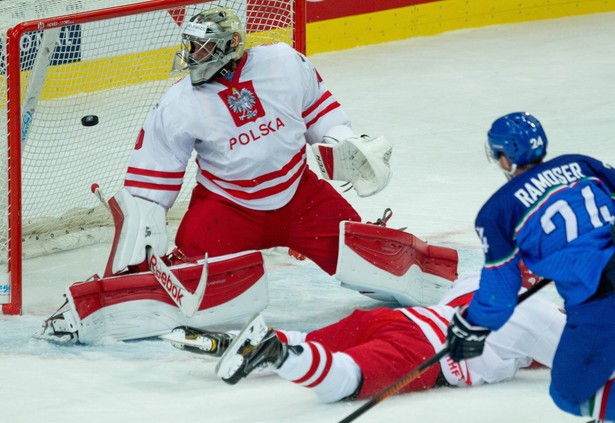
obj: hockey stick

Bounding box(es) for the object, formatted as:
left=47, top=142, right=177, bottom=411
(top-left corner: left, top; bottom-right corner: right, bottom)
left=338, top=277, right=553, bottom=423
left=91, top=184, right=208, bottom=317
left=91, top=183, right=111, bottom=212
left=21, top=28, right=61, bottom=145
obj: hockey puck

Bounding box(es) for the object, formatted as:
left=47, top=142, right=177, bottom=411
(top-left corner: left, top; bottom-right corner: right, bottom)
left=81, top=115, right=99, bottom=127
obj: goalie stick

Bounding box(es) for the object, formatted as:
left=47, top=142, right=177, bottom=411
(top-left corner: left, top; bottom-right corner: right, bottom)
left=338, top=277, right=553, bottom=423
left=91, top=183, right=208, bottom=317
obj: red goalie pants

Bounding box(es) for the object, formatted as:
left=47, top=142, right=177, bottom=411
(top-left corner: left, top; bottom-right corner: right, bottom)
left=175, top=169, right=361, bottom=275
left=306, top=307, right=441, bottom=399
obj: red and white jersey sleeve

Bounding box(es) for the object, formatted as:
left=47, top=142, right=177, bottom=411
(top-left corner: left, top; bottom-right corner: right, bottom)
left=397, top=305, right=474, bottom=387
left=398, top=274, right=478, bottom=387
left=400, top=273, right=565, bottom=387
left=124, top=42, right=351, bottom=210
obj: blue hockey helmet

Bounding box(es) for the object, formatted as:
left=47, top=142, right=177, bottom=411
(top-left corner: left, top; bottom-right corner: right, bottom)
left=486, top=112, right=547, bottom=167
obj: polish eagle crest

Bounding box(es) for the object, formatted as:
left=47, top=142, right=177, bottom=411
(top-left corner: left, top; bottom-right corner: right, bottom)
left=226, top=87, right=258, bottom=121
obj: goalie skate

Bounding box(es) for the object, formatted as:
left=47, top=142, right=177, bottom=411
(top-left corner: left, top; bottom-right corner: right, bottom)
left=215, top=314, right=287, bottom=385
left=33, top=301, right=79, bottom=344
left=160, top=327, right=233, bottom=357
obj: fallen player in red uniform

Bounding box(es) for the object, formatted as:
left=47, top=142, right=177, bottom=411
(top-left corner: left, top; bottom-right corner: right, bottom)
left=163, top=270, right=564, bottom=402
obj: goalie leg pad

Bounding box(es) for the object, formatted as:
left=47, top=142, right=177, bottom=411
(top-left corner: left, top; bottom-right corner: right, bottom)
left=36, top=251, right=268, bottom=344
left=335, top=221, right=458, bottom=306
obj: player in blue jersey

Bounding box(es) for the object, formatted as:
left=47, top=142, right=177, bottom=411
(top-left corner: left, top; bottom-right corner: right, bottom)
left=445, top=112, right=615, bottom=422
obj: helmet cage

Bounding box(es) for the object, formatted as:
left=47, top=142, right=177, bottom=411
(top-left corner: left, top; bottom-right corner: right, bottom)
left=172, top=9, right=244, bottom=85
left=484, top=138, right=518, bottom=179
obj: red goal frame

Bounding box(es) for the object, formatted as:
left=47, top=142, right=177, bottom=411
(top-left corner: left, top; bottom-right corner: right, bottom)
left=3, top=0, right=306, bottom=315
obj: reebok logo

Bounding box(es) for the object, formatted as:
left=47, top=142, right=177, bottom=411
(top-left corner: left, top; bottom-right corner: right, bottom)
left=149, top=255, right=184, bottom=305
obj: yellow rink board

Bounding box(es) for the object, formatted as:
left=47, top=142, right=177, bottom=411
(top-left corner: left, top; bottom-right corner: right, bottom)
left=306, top=0, right=615, bottom=54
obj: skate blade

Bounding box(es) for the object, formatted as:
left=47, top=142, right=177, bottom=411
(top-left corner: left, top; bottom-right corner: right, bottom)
left=215, top=314, right=268, bottom=380
left=160, top=328, right=215, bottom=354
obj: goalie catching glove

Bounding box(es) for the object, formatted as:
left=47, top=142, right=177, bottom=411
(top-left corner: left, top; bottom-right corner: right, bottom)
left=312, top=125, right=392, bottom=197
left=105, top=188, right=168, bottom=276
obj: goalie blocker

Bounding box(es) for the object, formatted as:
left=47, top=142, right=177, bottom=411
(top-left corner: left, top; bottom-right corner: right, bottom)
left=35, top=251, right=268, bottom=344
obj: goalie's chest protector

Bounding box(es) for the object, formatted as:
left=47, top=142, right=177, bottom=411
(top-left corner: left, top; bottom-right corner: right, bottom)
left=189, top=44, right=310, bottom=210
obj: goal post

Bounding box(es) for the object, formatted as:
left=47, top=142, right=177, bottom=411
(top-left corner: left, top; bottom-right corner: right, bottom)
left=1, top=0, right=306, bottom=315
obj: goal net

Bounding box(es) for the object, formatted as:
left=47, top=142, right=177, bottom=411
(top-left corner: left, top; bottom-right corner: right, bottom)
left=0, top=0, right=305, bottom=314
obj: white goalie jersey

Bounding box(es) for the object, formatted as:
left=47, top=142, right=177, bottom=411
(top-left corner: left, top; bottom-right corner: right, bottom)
left=124, top=42, right=352, bottom=211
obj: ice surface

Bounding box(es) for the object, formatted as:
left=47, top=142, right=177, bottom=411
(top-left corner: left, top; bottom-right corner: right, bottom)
left=3, top=11, right=614, bottom=423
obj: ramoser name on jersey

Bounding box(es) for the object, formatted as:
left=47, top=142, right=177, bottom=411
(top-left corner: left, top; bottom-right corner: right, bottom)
left=514, top=162, right=585, bottom=208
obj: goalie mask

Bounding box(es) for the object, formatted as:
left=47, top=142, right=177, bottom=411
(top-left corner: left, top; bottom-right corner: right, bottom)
left=173, top=7, right=246, bottom=85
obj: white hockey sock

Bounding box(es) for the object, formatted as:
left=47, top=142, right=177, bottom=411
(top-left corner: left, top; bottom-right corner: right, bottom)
left=275, top=342, right=362, bottom=403
left=276, top=329, right=307, bottom=345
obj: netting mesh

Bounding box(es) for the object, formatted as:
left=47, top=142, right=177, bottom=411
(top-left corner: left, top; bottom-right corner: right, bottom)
left=0, top=0, right=298, bottom=311
left=0, top=0, right=297, bottom=260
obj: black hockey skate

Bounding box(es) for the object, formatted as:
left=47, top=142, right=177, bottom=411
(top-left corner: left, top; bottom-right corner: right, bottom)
left=160, top=327, right=234, bottom=357
left=215, top=314, right=289, bottom=385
